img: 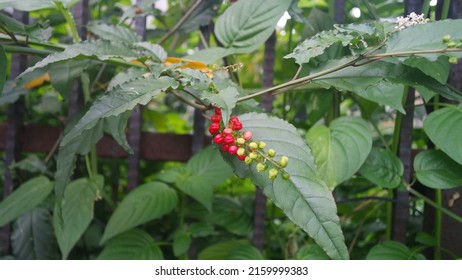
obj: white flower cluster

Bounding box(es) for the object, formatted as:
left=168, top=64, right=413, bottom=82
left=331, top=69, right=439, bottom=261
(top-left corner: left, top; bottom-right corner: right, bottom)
left=395, top=12, right=430, bottom=31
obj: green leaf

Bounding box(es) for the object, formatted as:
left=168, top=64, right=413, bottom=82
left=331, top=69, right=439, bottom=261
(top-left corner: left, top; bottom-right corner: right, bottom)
left=13, top=154, right=51, bottom=176
left=172, top=146, right=233, bottom=212
left=359, top=148, right=403, bottom=189
left=296, top=244, right=330, bottom=260
left=100, top=182, right=178, bottom=244
left=49, top=60, right=92, bottom=99
left=366, top=241, right=424, bottom=260
left=284, top=30, right=353, bottom=65
left=201, top=86, right=239, bottom=125
left=178, top=0, right=222, bottom=34
left=402, top=56, right=449, bottom=85
left=97, top=229, right=163, bottom=260
left=313, top=78, right=405, bottom=113
left=173, top=231, right=191, bottom=257
left=414, top=150, right=462, bottom=189
left=224, top=113, right=349, bottom=260
left=0, top=176, right=53, bottom=227
left=189, top=222, right=214, bottom=238
left=104, top=111, right=133, bottom=153
left=0, top=0, right=73, bottom=11
left=306, top=117, right=372, bottom=191
left=423, top=105, right=462, bottom=165
left=11, top=208, right=56, bottom=260
left=0, top=45, right=6, bottom=96
left=198, top=240, right=263, bottom=260
left=53, top=176, right=100, bottom=259
left=386, top=19, right=462, bottom=60
left=214, top=0, right=292, bottom=53
left=18, top=40, right=140, bottom=78
left=134, top=42, right=168, bottom=62
left=61, top=76, right=178, bottom=146
left=0, top=12, right=26, bottom=34
left=0, top=81, right=29, bottom=106
left=184, top=47, right=233, bottom=64
left=87, top=23, right=141, bottom=44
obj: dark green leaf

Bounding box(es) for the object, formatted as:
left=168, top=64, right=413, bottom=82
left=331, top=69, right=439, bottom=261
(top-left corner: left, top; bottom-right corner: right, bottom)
left=97, top=229, right=163, bottom=260
left=53, top=176, right=100, bottom=259
left=173, top=231, right=191, bottom=257
left=189, top=222, right=214, bottom=238
left=198, top=240, right=263, bottom=260
left=49, top=60, right=91, bottom=99
left=0, top=45, right=6, bottom=96
left=415, top=232, right=436, bottom=247
left=306, top=117, right=372, bottom=191
left=423, top=105, right=462, bottom=165
left=0, top=176, right=53, bottom=227
left=214, top=0, right=292, bottom=53
left=19, top=40, right=140, bottom=78
left=402, top=56, right=449, bottom=85
left=11, top=208, right=56, bottom=260
left=296, top=244, right=330, bottom=260
left=134, top=42, right=167, bottom=62
left=178, top=0, right=221, bottom=34
left=224, top=113, right=349, bottom=260
left=87, top=23, right=141, bottom=44
left=104, top=111, right=133, bottom=153
left=201, top=86, right=238, bottom=125
left=61, top=76, right=178, bottom=146
left=13, top=154, right=51, bottom=176
left=366, top=241, right=424, bottom=260
left=414, top=150, right=462, bottom=189
left=100, top=182, right=178, bottom=244
left=0, top=12, right=26, bottom=34
left=359, top=148, right=403, bottom=189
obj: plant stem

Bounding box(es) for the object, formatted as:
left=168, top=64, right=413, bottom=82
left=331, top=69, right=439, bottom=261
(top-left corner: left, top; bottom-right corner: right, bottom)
left=408, top=187, right=462, bottom=224
left=365, top=48, right=462, bottom=59
left=441, top=0, right=451, bottom=20
left=434, top=189, right=442, bottom=259
left=1, top=45, right=53, bottom=56
left=158, top=0, right=202, bottom=44
left=170, top=89, right=208, bottom=110
left=422, top=0, right=431, bottom=16
left=54, top=1, right=81, bottom=43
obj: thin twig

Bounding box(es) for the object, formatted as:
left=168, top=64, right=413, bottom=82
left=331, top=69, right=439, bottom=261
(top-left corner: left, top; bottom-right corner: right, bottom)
left=158, top=0, right=203, bottom=44
left=44, top=133, right=63, bottom=163
left=181, top=88, right=209, bottom=107
left=170, top=89, right=208, bottom=110
left=292, top=65, right=302, bottom=80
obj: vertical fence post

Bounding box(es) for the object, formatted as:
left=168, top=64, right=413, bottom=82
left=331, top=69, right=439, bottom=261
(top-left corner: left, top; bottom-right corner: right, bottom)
left=127, top=0, right=147, bottom=191
left=252, top=32, right=276, bottom=251
left=1, top=10, right=28, bottom=257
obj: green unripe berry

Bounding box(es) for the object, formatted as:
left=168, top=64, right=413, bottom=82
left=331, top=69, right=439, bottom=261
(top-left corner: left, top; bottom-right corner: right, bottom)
left=267, top=149, right=276, bottom=157
left=237, top=147, right=246, bottom=156
left=269, top=168, right=278, bottom=180
left=249, top=142, right=258, bottom=149
left=236, top=137, right=245, bottom=145
left=249, top=152, right=258, bottom=159
left=279, top=156, right=289, bottom=168
left=257, top=163, right=268, bottom=172
left=245, top=156, right=252, bottom=164
left=442, top=35, right=451, bottom=43
left=449, top=56, right=458, bottom=64
left=282, top=172, right=290, bottom=180
left=258, top=141, right=267, bottom=149
left=448, top=41, right=457, bottom=48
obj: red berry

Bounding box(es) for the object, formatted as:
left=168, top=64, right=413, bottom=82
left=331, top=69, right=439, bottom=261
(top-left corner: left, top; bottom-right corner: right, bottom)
left=230, top=116, right=239, bottom=123
left=223, top=128, right=233, bottom=135
left=243, top=131, right=252, bottom=141
left=213, top=134, right=224, bottom=144
left=238, top=154, right=247, bottom=161
left=215, top=108, right=222, bottom=115
left=135, top=7, right=143, bottom=14
left=211, top=114, right=221, bottom=123
left=233, top=122, right=243, bottom=131
left=221, top=144, right=230, bottom=152
left=228, top=145, right=238, bottom=154
left=208, top=123, right=220, bottom=135
left=224, top=135, right=235, bottom=144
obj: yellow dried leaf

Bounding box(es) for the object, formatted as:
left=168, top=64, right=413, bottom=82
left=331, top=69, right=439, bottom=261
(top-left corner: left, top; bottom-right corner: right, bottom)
left=164, top=57, right=212, bottom=77
left=23, top=73, right=51, bottom=89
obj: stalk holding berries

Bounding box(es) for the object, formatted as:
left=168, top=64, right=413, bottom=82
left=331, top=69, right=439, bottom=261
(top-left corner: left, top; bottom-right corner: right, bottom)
left=209, top=108, right=290, bottom=181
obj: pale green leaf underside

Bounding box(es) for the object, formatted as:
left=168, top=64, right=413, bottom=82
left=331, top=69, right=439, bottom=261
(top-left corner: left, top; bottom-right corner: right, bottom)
left=224, top=113, right=348, bottom=260
left=306, top=117, right=372, bottom=191
left=87, top=23, right=141, bottom=44
left=423, top=105, right=462, bottom=165
left=100, top=182, right=178, bottom=244
left=414, top=150, right=462, bottom=189
left=0, top=0, right=73, bottom=11
left=201, top=86, right=239, bottom=125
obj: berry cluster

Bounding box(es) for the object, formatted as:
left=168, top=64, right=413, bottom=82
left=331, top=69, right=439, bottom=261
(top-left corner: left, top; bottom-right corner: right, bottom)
left=442, top=35, right=462, bottom=64
left=209, top=108, right=290, bottom=180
